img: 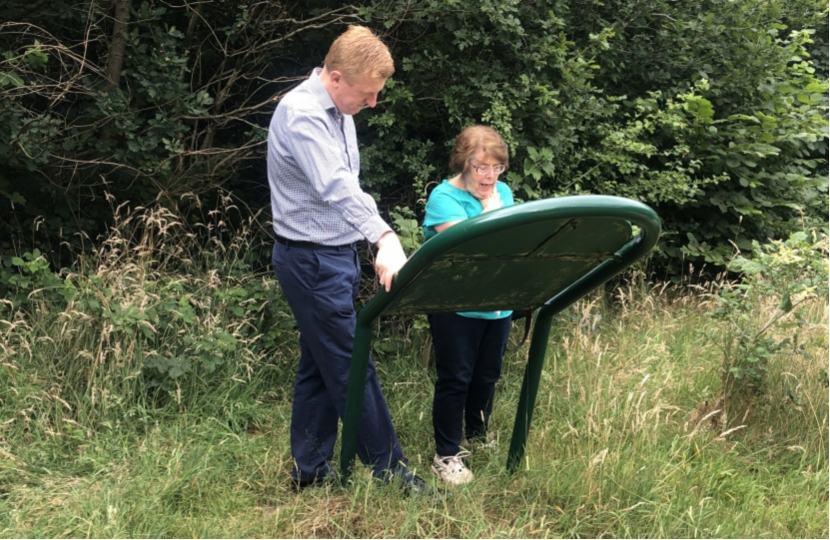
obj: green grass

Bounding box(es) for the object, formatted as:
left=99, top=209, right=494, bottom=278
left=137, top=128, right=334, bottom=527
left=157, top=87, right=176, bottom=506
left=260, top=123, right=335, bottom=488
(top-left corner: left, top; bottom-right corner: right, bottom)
left=2, top=287, right=826, bottom=538
left=1, top=204, right=827, bottom=538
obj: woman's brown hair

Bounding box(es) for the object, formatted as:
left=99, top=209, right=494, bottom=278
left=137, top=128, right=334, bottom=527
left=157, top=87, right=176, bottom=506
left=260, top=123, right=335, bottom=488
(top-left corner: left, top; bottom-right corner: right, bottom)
left=449, top=125, right=509, bottom=174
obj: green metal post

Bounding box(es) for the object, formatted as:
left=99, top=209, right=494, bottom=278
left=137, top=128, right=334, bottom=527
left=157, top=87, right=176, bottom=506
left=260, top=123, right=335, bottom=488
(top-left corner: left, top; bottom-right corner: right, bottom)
left=506, top=305, right=556, bottom=472
left=339, top=320, right=373, bottom=479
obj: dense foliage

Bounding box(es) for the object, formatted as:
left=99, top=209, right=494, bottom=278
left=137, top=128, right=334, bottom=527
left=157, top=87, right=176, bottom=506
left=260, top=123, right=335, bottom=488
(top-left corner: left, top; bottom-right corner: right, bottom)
left=1, top=0, right=827, bottom=279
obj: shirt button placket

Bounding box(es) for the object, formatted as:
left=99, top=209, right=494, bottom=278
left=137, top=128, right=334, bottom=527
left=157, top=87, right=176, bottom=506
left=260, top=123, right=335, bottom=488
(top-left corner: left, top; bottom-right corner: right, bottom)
left=338, top=114, right=353, bottom=172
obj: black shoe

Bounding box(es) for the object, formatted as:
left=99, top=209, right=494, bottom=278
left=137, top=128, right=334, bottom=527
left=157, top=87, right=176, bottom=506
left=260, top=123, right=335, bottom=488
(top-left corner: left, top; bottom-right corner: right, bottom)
left=401, top=474, right=428, bottom=495
left=291, top=470, right=339, bottom=493
left=394, top=472, right=447, bottom=500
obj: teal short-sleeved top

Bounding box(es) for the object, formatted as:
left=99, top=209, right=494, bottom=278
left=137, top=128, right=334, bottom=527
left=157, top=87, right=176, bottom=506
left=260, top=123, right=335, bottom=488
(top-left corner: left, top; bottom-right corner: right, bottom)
left=422, top=179, right=515, bottom=320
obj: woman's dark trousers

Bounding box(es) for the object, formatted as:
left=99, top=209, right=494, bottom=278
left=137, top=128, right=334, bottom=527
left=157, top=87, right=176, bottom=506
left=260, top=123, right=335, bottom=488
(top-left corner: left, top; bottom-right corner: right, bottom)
left=428, top=312, right=512, bottom=457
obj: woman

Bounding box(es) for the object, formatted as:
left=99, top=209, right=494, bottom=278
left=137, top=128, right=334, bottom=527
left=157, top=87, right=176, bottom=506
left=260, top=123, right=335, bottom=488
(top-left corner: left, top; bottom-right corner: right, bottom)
left=422, top=125, right=514, bottom=485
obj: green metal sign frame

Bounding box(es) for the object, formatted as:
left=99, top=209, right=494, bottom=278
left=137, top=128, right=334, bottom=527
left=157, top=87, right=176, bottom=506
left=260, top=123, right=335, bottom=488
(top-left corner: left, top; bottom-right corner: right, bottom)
left=339, top=195, right=661, bottom=478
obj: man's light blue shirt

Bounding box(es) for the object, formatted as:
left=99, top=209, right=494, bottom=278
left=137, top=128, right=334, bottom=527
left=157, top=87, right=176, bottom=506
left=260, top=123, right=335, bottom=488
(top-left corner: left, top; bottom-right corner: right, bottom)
left=267, top=68, right=391, bottom=245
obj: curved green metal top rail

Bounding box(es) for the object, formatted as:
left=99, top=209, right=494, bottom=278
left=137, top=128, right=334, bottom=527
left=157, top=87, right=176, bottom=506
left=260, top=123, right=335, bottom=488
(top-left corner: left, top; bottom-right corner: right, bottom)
left=360, top=194, right=661, bottom=321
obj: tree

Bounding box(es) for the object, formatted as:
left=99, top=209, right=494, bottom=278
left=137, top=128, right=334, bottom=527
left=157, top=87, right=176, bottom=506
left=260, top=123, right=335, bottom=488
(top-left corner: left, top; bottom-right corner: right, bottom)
left=0, top=0, right=362, bottom=259
left=355, top=0, right=828, bottom=274
left=1, top=0, right=826, bottom=278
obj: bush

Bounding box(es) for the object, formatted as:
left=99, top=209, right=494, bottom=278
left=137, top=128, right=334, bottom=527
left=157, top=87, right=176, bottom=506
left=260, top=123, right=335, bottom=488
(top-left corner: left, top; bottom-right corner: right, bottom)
left=708, top=228, right=829, bottom=414
left=0, top=193, right=296, bottom=429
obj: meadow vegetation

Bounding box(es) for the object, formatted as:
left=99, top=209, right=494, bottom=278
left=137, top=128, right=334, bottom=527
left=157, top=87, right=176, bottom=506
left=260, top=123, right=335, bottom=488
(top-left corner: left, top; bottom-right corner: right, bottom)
left=2, top=2, right=827, bottom=536
left=1, top=200, right=827, bottom=538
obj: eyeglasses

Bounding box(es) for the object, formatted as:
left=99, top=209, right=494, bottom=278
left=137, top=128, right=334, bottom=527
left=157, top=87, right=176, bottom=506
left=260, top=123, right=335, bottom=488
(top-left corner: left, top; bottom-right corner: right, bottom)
left=470, top=163, right=506, bottom=175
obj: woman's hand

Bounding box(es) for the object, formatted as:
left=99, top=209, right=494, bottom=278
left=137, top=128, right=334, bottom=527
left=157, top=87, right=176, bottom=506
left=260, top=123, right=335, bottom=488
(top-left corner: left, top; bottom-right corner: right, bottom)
left=480, top=190, right=503, bottom=213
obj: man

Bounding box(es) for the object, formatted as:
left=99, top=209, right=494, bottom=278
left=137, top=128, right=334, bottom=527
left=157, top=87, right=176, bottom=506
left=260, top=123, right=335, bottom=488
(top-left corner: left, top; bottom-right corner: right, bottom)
left=267, top=26, right=426, bottom=493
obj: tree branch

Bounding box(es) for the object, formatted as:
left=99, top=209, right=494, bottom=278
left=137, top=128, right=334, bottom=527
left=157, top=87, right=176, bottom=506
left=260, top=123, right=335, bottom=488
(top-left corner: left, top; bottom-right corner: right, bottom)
left=105, top=0, right=132, bottom=89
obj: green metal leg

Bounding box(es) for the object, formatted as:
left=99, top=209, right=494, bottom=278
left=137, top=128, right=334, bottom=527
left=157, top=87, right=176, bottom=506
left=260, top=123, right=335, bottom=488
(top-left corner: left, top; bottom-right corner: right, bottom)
left=339, top=321, right=373, bottom=479
left=506, top=307, right=555, bottom=472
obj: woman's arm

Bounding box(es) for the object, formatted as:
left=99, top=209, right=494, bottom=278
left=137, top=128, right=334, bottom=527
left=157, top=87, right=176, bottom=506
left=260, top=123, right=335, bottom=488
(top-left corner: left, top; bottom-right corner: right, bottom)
left=433, top=220, right=462, bottom=234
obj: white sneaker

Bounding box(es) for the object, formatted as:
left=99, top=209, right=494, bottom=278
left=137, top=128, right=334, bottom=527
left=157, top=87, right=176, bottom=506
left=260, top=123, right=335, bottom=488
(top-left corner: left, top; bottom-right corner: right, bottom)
left=431, top=451, right=474, bottom=485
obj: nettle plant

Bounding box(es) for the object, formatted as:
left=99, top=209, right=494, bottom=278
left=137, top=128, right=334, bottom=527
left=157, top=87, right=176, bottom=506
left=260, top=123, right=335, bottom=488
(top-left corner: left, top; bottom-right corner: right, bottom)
left=709, top=229, right=828, bottom=403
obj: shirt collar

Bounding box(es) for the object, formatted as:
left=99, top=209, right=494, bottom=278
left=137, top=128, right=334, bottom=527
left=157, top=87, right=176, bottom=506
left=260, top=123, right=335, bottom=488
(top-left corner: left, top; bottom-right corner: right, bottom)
left=307, top=67, right=342, bottom=118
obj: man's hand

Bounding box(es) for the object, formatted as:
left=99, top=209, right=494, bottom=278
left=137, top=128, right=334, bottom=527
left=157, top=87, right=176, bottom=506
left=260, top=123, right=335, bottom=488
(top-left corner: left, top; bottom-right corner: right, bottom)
left=375, top=231, right=407, bottom=292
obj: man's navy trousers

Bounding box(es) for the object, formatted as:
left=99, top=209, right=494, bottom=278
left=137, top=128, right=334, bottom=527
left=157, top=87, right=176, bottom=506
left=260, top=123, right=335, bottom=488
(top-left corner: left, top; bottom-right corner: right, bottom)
left=271, top=239, right=405, bottom=482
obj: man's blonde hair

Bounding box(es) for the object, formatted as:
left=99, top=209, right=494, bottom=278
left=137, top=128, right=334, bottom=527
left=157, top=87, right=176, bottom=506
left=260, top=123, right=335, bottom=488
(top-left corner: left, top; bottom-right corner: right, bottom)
left=324, top=26, right=394, bottom=81
left=450, top=125, right=510, bottom=174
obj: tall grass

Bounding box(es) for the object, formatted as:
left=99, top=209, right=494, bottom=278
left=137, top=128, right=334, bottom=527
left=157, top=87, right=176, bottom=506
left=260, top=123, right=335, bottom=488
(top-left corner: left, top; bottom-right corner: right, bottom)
left=1, top=201, right=827, bottom=538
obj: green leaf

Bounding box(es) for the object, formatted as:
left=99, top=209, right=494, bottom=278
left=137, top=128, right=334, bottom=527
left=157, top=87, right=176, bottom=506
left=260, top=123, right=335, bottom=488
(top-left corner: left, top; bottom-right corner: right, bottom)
left=22, top=47, right=49, bottom=69
left=804, top=82, right=826, bottom=93
left=778, top=291, right=792, bottom=313
left=0, top=71, right=24, bottom=87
